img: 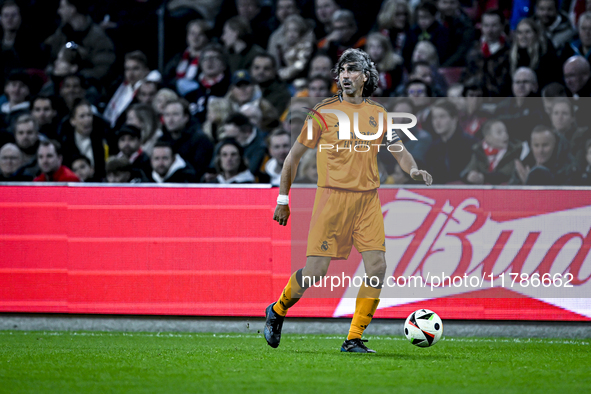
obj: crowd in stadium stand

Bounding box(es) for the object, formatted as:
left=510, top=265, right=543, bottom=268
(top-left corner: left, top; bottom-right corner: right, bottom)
left=1, top=0, right=591, bottom=186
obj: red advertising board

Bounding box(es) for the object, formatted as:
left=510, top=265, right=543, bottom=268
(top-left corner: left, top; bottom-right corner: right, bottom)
left=0, top=185, right=589, bottom=321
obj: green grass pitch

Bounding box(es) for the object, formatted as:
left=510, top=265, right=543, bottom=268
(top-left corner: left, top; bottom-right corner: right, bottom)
left=0, top=330, right=589, bottom=393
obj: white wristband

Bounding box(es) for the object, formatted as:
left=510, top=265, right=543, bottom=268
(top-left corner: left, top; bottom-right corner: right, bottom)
left=277, top=194, right=289, bottom=205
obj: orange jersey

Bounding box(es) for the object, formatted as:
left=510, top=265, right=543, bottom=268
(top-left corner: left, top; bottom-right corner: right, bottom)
left=297, top=96, right=400, bottom=191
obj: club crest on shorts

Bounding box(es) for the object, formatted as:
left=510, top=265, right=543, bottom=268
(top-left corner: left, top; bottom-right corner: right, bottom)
left=321, top=241, right=329, bottom=251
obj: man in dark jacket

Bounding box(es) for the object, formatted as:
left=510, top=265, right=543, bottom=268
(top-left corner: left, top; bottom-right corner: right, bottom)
left=159, top=98, right=213, bottom=181
left=44, top=0, right=115, bottom=81
left=149, top=141, right=197, bottom=183
left=424, top=99, right=479, bottom=184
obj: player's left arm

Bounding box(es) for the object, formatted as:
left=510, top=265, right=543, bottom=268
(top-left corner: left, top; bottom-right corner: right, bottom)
left=390, top=142, right=433, bottom=186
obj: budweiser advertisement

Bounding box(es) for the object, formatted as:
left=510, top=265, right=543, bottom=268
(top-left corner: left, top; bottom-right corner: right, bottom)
left=0, top=185, right=590, bottom=321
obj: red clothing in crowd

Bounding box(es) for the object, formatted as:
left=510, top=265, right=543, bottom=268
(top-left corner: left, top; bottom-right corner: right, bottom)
left=33, top=166, right=80, bottom=182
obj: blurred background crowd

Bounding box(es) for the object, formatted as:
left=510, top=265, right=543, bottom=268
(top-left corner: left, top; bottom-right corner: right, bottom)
left=1, top=0, right=591, bottom=186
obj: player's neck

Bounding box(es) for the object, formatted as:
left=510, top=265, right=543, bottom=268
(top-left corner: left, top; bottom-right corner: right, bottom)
left=341, top=93, right=364, bottom=105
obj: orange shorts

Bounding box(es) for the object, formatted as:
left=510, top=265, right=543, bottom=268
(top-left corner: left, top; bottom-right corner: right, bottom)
left=306, top=187, right=386, bottom=259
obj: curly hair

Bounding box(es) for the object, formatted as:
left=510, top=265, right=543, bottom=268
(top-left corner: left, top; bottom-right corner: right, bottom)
left=332, top=48, right=379, bottom=97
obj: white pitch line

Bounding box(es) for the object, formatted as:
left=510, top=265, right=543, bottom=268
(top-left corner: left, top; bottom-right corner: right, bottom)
left=0, top=331, right=588, bottom=346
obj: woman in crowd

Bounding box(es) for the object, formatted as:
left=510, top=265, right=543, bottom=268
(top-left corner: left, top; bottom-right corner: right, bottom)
left=269, top=14, right=314, bottom=83
left=376, top=0, right=411, bottom=56
left=365, top=32, right=403, bottom=97
left=125, top=103, right=163, bottom=156
left=59, top=98, right=109, bottom=180
left=509, top=18, right=559, bottom=90
left=203, top=138, right=254, bottom=184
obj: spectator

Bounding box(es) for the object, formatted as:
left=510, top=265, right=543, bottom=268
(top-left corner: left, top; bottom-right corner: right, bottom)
left=404, top=79, right=432, bottom=129
left=159, top=99, right=214, bottom=181
left=410, top=47, right=448, bottom=95
left=0, top=1, right=44, bottom=83
left=225, top=69, right=278, bottom=132
left=402, top=0, right=450, bottom=71
left=387, top=98, right=432, bottom=166
left=267, top=0, right=309, bottom=63
left=308, top=52, right=334, bottom=80
left=457, top=78, right=489, bottom=139
left=31, top=96, right=60, bottom=141
left=541, top=82, right=568, bottom=115
left=222, top=16, right=266, bottom=75
left=150, top=141, right=197, bottom=183
left=376, top=0, right=411, bottom=56
left=496, top=67, right=546, bottom=142
left=34, top=139, right=80, bottom=182
left=125, top=103, right=163, bottom=157
left=561, top=11, right=591, bottom=61
left=59, top=99, right=108, bottom=180
left=164, top=20, right=211, bottom=90
left=571, top=139, right=591, bottom=185
left=461, top=119, right=525, bottom=185
left=234, top=0, right=274, bottom=49
left=424, top=99, right=478, bottom=184
left=1, top=70, right=31, bottom=130
left=240, top=102, right=263, bottom=129
left=510, top=18, right=559, bottom=90
left=318, top=10, right=366, bottom=63
left=270, top=14, right=315, bottom=83
left=12, top=114, right=41, bottom=179
left=563, top=55, right=591, bottom=97
left=166, top=1, right=221, bottom=57
left=116, top=125, right=152, bottom=178
left=152, top=88, right=179, bottom=119
left=136, top=81, right=159, bottom=106
left=44, top=0, right=115, bottom=81
left=50, top=42, right=87, bottom=79
left=203, top=97, right=234, bottom=143
left=250, top=53, right=291, bottom=115
left=56, top=74, right=87, bottom=112
left=534, top=0, right=576, bottom=55
left=204, top=138, right=255, bottom=184
left=313, top=0, right=341, bottom=40
left=71, top=154, right=101, bottom=182
left=0, top=142, right=31, bottom=181
left=295, top=148, right=317, bottom=184
left=184, top=43, right=232, bottom=122
left=510, top=125, right=574, bottom=185
left=395, top=61, right=445, bottom=98
left=365, top=33, right=403, bottom=97
left=549, top=97, right=586, bottom=144
left=307, top=75, right=333, bottom=97
left=262, top=129, right=290, bottom=186
left=104, top=51, right=161, bottom=128
left=436, top=0, right=475, bottom=67
left=105, top=156, right=148, bottom=183
left=479, top=9, right=512, bottom=97
left=220, top=112, right=267, bottom=177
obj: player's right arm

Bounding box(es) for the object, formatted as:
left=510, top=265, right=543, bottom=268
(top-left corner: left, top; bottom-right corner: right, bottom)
left=273, top=141, right=309, bottom=226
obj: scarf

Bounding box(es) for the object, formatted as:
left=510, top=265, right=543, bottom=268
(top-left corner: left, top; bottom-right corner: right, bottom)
left=176, top=49, right=199, bottom=80
left=483, top=140, right=506, bottom=172
left=481, top=35, right=506, bottom=58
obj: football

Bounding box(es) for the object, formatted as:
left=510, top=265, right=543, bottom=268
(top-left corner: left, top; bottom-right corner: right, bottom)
left=404, top=309, right=443, bottom=347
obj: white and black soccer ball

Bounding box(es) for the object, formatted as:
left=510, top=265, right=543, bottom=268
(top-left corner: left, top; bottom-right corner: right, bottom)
left=404, top=309, right=443, bottom=347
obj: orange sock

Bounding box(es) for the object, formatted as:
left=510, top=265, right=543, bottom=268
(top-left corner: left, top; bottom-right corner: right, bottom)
left=272, top=269, right=307, bottom=316
left=347, top=283, right=381, bottom=340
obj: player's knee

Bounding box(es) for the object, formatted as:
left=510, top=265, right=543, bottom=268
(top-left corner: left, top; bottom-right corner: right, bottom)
left=366, top=260, right=386, bottom=283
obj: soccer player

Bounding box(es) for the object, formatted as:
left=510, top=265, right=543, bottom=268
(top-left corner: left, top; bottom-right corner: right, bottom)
left=264, top=48, right=433, bottom=353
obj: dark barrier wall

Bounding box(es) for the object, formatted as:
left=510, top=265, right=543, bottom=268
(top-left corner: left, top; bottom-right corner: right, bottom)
left=0, top=185, right=589, bottom=321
